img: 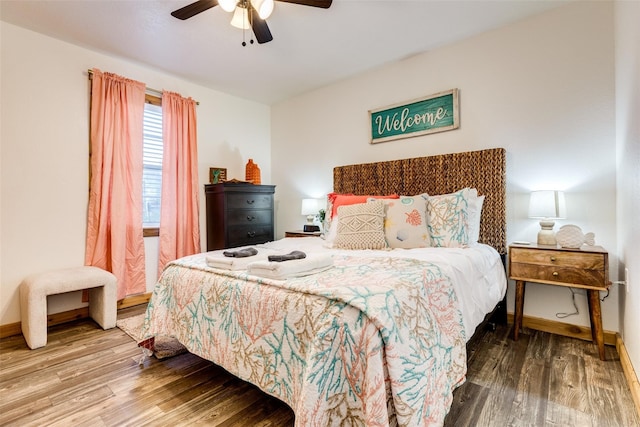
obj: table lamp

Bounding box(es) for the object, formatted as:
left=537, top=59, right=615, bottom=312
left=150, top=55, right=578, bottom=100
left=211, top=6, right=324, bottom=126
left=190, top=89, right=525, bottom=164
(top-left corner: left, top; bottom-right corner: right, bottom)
left=528, top=190, right=566, bottom=245
left=301, top=198, right=320, bottom=232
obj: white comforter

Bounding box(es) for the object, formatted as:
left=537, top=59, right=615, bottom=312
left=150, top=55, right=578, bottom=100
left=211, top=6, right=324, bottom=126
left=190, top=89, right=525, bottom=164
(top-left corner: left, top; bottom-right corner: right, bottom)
left=262, top=237, right=507, bottom=340
left=141, top=238, right=506, bottom=426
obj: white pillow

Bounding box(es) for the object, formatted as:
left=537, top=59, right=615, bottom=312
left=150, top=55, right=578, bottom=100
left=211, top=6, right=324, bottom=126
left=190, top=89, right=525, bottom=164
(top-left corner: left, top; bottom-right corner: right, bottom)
left=427, top=188, right=475, bottom=248
left=368, top=195, right=430, bottom=249
left=468, top=194, right=485, bottom=244
left=324, top=215, right=339, bottom=244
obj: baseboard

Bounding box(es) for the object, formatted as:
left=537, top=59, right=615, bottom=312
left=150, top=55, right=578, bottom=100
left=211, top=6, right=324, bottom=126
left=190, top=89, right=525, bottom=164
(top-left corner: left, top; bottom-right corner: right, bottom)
left=506, top=312, right=617, bottom=346
left=0, top=292, right=152, bottom=339
left=0, top=322, right=22, bottom=339
left=117, top=292, right=152, bottom=309
left=617, top=334, right=640, bottom=418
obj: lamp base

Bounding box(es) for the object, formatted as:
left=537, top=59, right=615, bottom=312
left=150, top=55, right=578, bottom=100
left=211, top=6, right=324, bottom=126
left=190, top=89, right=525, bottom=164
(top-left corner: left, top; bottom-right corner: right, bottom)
left=537, top=219, right=557, bottom=246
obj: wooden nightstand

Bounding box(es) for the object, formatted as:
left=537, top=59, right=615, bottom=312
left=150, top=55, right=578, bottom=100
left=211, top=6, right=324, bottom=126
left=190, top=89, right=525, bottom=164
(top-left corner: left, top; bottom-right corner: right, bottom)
left=285, top=230, right=322, bottom=238
left=509, top=243, right=609, bottom=360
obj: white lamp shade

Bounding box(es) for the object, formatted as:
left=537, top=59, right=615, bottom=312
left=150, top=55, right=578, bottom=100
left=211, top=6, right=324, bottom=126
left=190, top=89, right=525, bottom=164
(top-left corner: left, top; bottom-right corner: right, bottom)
left=251, top=0, right=274, bottom=19
left=529, top=190, right=566, bottom=219
left=218, top=0, right=237, bottom=12
left=301, top=198, right=319, bottom=215
left=230, top=6, right=250, bottom=29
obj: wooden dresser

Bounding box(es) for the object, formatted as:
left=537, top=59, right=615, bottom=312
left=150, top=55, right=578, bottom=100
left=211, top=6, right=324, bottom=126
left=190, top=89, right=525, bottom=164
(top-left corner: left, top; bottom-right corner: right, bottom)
left=509, top=243, right=609, bottom=360
left=205, top=183, right=275, bottom=251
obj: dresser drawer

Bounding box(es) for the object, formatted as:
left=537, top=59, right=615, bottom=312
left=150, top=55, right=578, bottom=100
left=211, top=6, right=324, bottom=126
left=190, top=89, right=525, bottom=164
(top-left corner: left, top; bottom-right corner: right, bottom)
left=226, top=193, right=273, bottom=210
left=510, top=248, right=604, bottom=270
left=226, top=209, right=272, bottom=226
left=510, top=262, right=606, bottom=288
left=227, top=225, right=274, bottom=248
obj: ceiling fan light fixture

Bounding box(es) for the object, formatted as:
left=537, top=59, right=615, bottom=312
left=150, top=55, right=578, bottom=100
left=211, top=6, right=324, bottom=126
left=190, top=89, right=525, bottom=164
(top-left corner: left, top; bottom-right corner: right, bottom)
left=230, top=5, right=251, bottom=29
left=251, top=0, right=274, bottom=19
left=218, top=0, right=238, bottom=13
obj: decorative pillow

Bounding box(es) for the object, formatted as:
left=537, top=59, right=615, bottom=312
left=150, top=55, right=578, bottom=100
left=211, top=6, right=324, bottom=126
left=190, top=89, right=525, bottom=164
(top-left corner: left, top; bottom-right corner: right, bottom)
left=333, top=200, right=387, bottom=250
left=468, top=194, right=485, bottom=244
left=323, top=215, right=340, bottom=245
left=369, top=195, right=430, bottom=249
left=327, top=193, right=399, bottom=219
left=427, top=188, right=474, bottom=248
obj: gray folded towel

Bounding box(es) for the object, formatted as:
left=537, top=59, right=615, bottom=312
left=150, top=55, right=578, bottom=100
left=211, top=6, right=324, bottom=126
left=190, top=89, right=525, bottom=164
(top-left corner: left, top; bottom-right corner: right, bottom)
left=268, top=251, right=306, bottom=262
left=223, top=247, right=258, bottom=258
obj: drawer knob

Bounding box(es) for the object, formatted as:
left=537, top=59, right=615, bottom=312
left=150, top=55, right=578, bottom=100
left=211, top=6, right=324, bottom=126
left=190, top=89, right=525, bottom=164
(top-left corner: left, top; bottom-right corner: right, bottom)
left=247, top=231, right=256, bottom=238
left=552, top=271, right=559, bottom=277
left=246, top=199, right=255, bottom=205
left=247, top=215, right=255, bottom=221
left=550, top=256, right=557, bottom=262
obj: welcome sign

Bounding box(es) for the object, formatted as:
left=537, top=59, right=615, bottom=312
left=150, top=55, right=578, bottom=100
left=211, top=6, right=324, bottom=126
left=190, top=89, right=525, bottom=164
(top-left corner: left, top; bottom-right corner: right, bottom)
left=369, top=89, right=459, bottom=144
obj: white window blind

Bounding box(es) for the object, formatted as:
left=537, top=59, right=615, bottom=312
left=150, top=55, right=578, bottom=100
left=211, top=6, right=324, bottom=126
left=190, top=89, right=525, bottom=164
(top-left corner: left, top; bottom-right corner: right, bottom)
left=142, top=102, right=163, bottom=228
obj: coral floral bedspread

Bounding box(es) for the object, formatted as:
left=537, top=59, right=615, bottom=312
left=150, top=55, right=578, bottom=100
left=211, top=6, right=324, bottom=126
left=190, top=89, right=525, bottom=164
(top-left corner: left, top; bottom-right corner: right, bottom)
left=141, top=253, right=467, bottom=426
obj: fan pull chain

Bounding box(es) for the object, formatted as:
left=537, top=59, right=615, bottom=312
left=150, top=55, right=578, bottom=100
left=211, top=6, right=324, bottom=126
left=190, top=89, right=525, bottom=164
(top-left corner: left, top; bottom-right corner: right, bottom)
left=241, top=5, right=254, bottom=46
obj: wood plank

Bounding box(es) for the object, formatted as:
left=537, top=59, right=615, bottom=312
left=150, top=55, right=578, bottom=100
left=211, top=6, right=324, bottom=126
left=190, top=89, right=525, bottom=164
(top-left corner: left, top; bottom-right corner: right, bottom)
left=1, top=306, right=638, bottom=426
left=443, top=381, right=490, bottom=426
left=469, top=333, right=531, bottom=425
left=507, top=331, right=551, bottom=425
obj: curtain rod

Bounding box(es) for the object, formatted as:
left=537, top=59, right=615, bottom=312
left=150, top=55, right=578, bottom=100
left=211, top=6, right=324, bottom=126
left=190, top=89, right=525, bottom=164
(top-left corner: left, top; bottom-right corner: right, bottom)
left=87, top=69, right=199, bottom=105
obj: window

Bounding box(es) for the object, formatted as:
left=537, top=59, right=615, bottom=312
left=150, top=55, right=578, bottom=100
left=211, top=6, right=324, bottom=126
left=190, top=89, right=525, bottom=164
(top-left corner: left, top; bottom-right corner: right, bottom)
left=142, top=95, right=163, bottom=232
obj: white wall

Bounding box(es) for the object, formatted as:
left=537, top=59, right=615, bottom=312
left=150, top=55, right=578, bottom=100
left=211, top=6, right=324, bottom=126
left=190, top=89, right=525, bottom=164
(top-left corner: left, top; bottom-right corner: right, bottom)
left=615, top=1, right=640, bottom=378
left=1, top=2, right=632, bottom=375
left=0, top=22, right=271, bottom=325
left=272, top=2, right=620, bottom=331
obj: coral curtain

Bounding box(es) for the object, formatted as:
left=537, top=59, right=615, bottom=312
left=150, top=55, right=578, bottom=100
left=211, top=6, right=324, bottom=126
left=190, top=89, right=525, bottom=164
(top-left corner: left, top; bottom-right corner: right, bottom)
left=158, top=91, right=201, bottom=275
left=85, top=69, right=147, bottom=301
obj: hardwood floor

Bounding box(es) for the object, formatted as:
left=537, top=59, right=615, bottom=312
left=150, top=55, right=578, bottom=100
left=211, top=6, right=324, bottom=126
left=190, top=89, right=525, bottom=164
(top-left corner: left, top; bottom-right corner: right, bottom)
left=1, top=305, right=638, bottom=426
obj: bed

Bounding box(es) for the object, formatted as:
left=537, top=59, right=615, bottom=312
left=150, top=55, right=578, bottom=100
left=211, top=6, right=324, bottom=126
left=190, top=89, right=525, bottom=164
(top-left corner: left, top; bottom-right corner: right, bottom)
left=141, top=148, right=507, bottom=426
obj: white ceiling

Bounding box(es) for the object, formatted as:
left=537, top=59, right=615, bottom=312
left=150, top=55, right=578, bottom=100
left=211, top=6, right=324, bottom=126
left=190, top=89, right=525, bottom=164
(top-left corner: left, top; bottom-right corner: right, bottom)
left=0, top=0, right=568, bottom=104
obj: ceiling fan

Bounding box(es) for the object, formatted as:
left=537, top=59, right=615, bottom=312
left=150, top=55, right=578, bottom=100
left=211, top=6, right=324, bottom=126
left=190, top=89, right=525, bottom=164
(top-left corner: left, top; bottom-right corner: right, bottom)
left=171, top=0, right=333, bottom=45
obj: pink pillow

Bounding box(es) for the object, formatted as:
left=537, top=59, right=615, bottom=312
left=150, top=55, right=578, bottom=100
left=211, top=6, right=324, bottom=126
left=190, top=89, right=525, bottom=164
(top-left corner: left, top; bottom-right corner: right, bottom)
left=327, top=193, right=399, bottom=219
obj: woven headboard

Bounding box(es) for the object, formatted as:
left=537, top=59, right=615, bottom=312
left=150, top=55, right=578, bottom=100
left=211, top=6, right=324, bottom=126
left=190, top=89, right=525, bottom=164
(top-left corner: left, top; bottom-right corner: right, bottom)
left=333, top=148, right=506, bottom=254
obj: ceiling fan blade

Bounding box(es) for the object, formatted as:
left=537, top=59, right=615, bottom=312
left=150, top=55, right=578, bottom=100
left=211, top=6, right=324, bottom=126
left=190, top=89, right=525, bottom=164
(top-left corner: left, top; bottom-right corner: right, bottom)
left=171, top=0, right=218, bottom=20
left=275, top=0, right=332, bottom=8
left=250, top=6, right=273, bottom=44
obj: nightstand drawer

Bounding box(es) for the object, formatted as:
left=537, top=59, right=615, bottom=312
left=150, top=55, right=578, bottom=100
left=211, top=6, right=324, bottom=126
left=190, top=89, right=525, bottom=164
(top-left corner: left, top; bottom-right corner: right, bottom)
left=510, top=248, right=604, bottom=269
left=510, top=262, right=606, bottom=288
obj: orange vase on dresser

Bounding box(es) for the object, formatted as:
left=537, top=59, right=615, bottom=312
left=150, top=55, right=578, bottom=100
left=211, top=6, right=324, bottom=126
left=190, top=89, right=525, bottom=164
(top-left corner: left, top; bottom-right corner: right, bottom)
left=245, top=159, right=261, bottom=184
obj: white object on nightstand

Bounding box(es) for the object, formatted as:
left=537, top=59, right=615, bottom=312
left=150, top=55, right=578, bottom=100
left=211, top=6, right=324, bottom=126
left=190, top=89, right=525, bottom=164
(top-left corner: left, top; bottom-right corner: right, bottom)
left=556, top=224, right=595, bottom=248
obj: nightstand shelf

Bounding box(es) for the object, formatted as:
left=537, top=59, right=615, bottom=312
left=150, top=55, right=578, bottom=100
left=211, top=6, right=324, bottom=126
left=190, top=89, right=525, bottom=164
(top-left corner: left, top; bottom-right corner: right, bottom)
left=285, top=230, right=322, bottom=238
left=509, top=243, right=609, bottom=360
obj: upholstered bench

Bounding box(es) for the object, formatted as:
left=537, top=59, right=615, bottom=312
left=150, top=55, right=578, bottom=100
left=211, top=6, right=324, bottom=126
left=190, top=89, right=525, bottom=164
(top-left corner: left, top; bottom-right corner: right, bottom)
left=19, top=266, right=117, bottom=349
